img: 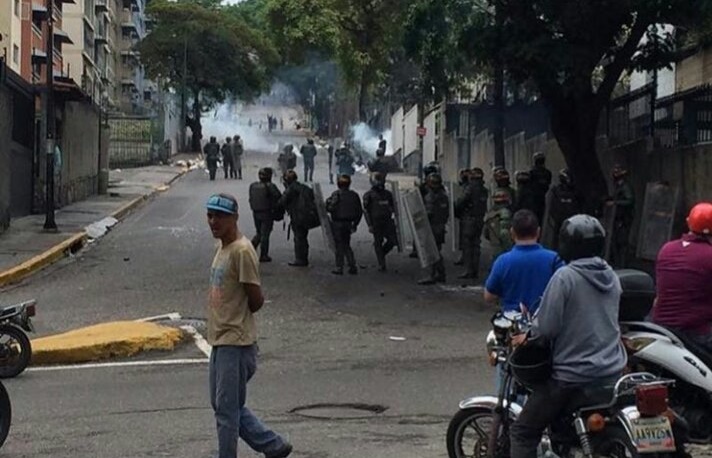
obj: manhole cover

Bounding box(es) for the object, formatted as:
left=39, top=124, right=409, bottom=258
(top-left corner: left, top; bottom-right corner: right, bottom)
left=289, top=403, right=388, bottom=420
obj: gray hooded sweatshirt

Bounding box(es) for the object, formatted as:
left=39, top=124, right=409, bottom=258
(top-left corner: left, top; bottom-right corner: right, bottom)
left=532, top=257, right=627, bottom=383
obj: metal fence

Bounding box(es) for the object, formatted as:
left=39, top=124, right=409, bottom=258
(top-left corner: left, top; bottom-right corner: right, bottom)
left=108, top=116, right=159, bottom=168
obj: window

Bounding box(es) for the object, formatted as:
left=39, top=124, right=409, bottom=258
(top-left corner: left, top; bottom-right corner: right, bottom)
left=12, top=45, right=19, bottom=65
left=14, top=0, right=19, bottom=17
left=143, top=91, right=151, bottom=102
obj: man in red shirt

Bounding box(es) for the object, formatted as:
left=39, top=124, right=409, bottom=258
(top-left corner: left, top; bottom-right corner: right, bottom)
left=653, top=202, right=712, bottom=352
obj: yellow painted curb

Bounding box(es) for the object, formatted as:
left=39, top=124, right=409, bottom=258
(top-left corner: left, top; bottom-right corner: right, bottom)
left=31, top=321, right=186, bottom=365
left=111, top=195, right=147, bottom=220
left=0, top=232, right=87, bottom=288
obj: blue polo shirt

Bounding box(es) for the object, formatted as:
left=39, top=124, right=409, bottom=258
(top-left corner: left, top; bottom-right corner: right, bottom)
left=485, top=244, right=564, bottom=314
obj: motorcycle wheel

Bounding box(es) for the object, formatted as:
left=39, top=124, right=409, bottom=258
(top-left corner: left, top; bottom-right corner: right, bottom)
left=446, top=407, right=508, bottom=458
left=0, top=382, right=11, bottom=448
left=0, top=325, right=31, bottom=379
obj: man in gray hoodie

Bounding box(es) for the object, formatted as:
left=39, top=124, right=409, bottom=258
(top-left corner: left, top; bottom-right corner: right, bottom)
left=509, top=214, right=627, bottom=458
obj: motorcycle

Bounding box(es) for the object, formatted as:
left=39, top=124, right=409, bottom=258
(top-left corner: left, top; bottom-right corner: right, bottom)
left=0, top=300, right=36, bottom=378
left=447, top=311, right=683, bottom=458
left=616, top=270, right=712, bottom=444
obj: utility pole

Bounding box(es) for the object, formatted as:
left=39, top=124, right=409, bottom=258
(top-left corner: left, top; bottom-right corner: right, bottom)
left=180, top=36, right=187, bottom=152
left=493, top=0, right=505, bottom=168
left=43, top=0, right=57, bottom=231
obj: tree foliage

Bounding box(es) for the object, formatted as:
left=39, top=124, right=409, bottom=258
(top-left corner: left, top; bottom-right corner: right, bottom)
left=407, top=0, right=712, bottom=210
left=138, top=0, right=278, bottom=149
left=266, top=0, right=406, bottom=121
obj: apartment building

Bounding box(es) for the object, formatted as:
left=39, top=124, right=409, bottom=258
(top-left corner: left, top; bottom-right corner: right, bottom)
left=117, top=0, right=153, bottom=113
left=0, top=0, right=24, bottom=75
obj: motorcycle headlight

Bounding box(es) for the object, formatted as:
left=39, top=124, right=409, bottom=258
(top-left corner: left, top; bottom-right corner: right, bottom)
left=486, top=330, right=499, bottom=354
left=623, top=337, right=655, bottom=352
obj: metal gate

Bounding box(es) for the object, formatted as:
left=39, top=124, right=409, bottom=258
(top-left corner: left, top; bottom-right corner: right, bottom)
left=108, top=116, right=159, bottom=168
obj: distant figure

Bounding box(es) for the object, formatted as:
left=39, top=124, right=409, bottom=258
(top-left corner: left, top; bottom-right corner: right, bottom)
left=204, top=137, right=220, bottom=181
left=335, top=143, right=355, bottom=176
left=363, top=172, right=397, bottom=272
left=300, top=139, right=318, bottom=182
left=249, top=168, right=282, bottom=262
left=277, top=145, right=297, bottom=176
left=280, top=118, right=284, bottom=130
left=326, top=175, right=363, bottom=275
left=328, top=143, right=335, bottom=184
left=221, top=137, right=236, bottom=179
left=514, top=170, right=538, bottom=213
left=367, top=148, right=392, bottom=177
left=378, top=134, right=387, bottom=153
left=233, top=135, right=244, bottom=179
left=529, top=152, right=552, bottom=222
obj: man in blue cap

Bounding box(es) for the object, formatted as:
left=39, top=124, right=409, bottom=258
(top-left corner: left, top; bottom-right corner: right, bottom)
left=205, top=193, right=292, bottom=458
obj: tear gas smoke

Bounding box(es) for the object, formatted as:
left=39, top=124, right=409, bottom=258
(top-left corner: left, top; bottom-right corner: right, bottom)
left=349, top=123, right=392, bottom=157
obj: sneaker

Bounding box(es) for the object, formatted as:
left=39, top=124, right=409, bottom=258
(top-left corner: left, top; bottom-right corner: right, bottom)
left=266, top=443, right=293, bottom=458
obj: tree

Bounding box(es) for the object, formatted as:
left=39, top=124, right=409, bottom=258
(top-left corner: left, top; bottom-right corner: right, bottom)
left=406, top=0, right=712, bottom=212
left=138, top=0, right=278, bottom=151
left=266, top=0, right=405, bottom=122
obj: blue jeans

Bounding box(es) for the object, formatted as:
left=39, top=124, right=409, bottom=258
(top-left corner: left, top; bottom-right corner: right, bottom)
left=209, top=345, right=286, bottom=458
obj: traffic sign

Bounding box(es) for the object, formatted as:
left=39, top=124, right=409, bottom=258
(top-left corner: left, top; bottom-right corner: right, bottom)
left=417, top=126, right=427, bottom=137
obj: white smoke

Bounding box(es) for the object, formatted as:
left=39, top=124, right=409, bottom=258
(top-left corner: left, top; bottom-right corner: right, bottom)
left=201, top=104, right=281, bottom=154
left=349, top=123, right=393, bottom=157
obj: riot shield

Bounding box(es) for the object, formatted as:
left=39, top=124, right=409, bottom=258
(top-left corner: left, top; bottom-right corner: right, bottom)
left=387, top=180, right=405, bottom=252
left=540, top=190, right=557, bottom=249
left=312, top=183, right=336, bottom=253
left=600, top=201, right=617, bottom=263
left=447, top=182, right=463, bottom=254
left=636, top=182, right=679, bottom=261
left=402, top=189, right=441, bottom=269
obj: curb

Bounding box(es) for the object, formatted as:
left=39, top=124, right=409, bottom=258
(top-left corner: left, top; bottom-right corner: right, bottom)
left=0, top=167, right=191, bottom=288
left=31, top=321, right=186, bottom=365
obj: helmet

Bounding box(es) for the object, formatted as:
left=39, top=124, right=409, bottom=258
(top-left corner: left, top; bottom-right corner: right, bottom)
left=559, top=214, right=606, bottom=262
left=225, top=137, right=232, bottom=142
left=494, top=168, right=511, bottom=186
left=427, top=173, right=443, bottom=188
left=210, top=136, right=217, bottom=143
left=470, top=168, right=485, bottom=182
left=558, top=168, right=572, bottom=186
left=492, top=189, right=511, bottom=205
left=509, top=339, right=552, bottom=390
left=337, top=174, right=352, bottom=189
left=687, top=203, right=712, bottom=235
left=515, top=170, right=531, bottom=183
left=458, top=169, right=470, bottom=185
left=258, top=167, right=273, bottom=181
left=612, top=164, right=629, bottom=180
left=423, top=161, right=441, bottom=178
left=283, top=170, right=298, bottom=185
left=533, top=152, right=545, bottom=165
left=370, top=172, right=386, bottom=188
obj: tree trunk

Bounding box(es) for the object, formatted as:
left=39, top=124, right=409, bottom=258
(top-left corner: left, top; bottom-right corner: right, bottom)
left=358, top=72, right=369, bottom=123
left=493, top=0, right=505, bottom=167
left=189, top=91, right=202, bottom=153
left=549, top=97, right=609, bottom=215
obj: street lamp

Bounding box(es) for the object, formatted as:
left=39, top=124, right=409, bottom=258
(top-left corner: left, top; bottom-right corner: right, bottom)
left=43, top=0, right=57, bottom=231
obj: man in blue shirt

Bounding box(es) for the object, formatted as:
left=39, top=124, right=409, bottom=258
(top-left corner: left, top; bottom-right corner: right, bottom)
left=484, top=209, right=563, bottom=315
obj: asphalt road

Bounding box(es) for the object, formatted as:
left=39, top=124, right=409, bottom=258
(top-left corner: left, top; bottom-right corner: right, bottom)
left=0, top=151, right=495, bottom=457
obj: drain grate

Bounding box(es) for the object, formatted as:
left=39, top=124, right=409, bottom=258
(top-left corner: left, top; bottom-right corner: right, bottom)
left=289, top=403, right=388, bottom=420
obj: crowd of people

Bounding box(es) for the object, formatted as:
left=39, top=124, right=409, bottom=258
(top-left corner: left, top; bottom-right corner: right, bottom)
left=202, top=135, right=245, bottom=181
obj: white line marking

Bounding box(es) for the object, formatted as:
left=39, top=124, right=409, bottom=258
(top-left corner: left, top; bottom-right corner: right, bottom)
left=29, top=358, right=209, bottom=372
left=137, top=312, right=182, bottom=322
left=180, top=325, right=212, bottom=358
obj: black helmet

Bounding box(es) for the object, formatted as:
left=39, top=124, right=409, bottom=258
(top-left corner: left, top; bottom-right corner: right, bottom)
left=494, top=168, right=511, bottom=187
left=370, top=172, right=386, bottom=188
left=509, top=339, right=552, bottom=390
left=470, top=168, right=485, bottom=182
left=258, top=167, right=273, bottom=181
left=423, top=161, right=440, bottom=178
left=533, top=152, right=546, bottom=166
left=559, top=168, right=572, bottom=186
left=515, top=170, right=531, bottom=183
left=427, top=173, right=443, bottom=188
left=559, top=214, right=606, bottom=262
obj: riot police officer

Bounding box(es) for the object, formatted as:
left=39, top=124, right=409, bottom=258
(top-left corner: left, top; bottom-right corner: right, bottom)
left=547, top=168, right=582, bottom=250
left=203, top=136, right=220, bottom=181
left=363, top=172, right=398, bottom=272
left=529, top=152, right=552, bottom=222
left=455, top=168, right=489, bottom=279
left=300, top=138, right=318, bottom=182
left=484, top=189, right=514, bottom=260
left=410, top=161, right=441, bottom=259
left=249, top=168, right=282, bottom=262
left=326, top=175, right=363, bottom=275
left=335, top=143, right=356, bottom=176
left=514, top=170, right=539, bottom=213
left=454, top=169, right=471, bottom=266
left=610, top=164, right=635, bottom=267
left=493, top=168, right=516, bottom=208
left=221, top=137, right=236, bottom=179
left=419, top=173, right=450, bottom=285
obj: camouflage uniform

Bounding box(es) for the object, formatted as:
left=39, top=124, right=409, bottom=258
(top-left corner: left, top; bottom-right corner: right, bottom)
left=484, top=190, right=514, bottom=260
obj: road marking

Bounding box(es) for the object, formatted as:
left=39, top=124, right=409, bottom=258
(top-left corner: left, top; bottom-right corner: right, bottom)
left=181, top=325, right=212, bottom=358
left=137, top=312, right=182, bottom=322
left=29, top=358, right=209, bottom=372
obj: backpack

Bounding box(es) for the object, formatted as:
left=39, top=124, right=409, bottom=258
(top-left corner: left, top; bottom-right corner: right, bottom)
left=294, top=185, right=320, bottom=229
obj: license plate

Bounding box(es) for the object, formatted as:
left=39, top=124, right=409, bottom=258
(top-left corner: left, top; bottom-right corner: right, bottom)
left=632, top=416, right=676, bottom=453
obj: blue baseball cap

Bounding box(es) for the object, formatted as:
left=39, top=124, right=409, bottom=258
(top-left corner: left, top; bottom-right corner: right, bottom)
left=206, top=194, right=238, bottom=215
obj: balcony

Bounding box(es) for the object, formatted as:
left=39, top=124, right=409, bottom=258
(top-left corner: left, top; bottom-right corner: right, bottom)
left=32, top=4, right=49, bottom=21
left=31, top=48, right=48, bottom=64
left=53, top=28, right=74, bottom=45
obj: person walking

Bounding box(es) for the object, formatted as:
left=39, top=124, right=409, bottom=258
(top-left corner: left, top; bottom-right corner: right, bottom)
left=205, top=193, right=293, bottom=458
left=279, top=171, right=319, bottom=267
left=326, top=175, right=363, bottom=275
left=233, top=135, right=244, bottom=179
left=363, top=172, right=398, bottom=272
left=204, top=137, right=221, bottom=181
left=221, top=137, right=235, bottom=180
left=335, top=143, right=355, bottom=177
left=327, top=142, right=335, bottom=184
left=249, top=168, right=283, bottom=263
left=300, top=139, right=318, bottom=182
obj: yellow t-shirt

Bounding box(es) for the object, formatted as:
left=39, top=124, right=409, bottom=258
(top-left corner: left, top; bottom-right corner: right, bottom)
left=207, top=236, right=260, bottom=346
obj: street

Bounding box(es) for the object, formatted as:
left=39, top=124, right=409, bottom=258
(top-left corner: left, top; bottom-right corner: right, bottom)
left=0, top=152, right=494, bottom=457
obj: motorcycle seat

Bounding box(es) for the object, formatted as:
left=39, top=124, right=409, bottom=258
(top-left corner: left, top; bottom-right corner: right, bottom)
left=568, top=385, right=616, bottom=412
left=667, top=328, right=712, bottom=370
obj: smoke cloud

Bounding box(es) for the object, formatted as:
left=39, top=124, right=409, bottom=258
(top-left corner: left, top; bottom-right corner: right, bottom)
left=349, top=123, right=392, bottom=157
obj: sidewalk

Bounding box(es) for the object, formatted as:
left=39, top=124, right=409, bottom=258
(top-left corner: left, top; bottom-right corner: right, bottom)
left=0, top=160, right=195, bottom=288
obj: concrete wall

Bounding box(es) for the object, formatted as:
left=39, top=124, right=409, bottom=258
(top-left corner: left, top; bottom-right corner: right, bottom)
left=390, top=107, right=404, bottom=159
left=403, top=105, right=419, bottom=158
left=0, top=82, right=11, bottom=233
left=423, top=109, right=437, bottom=165
left=676, top=48, right=712, bottom=92
left=57, top=100, right=101, bottom=206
